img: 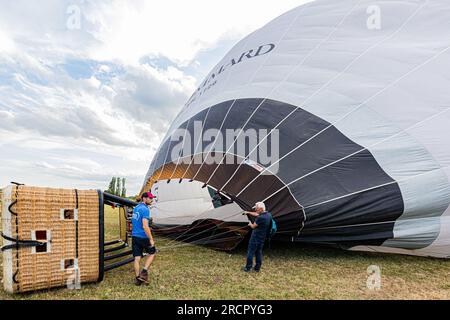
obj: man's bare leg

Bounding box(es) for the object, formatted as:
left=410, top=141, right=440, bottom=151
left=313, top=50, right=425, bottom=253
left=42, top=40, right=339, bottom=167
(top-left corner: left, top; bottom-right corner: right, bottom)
left=134, top=256, right=141, bottom=277
left=144, top=254, right=155, bottom=270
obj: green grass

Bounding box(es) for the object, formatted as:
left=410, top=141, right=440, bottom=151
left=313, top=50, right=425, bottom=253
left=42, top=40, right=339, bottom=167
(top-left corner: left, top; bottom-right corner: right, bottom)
left=1, top=206, right=449, bottom=300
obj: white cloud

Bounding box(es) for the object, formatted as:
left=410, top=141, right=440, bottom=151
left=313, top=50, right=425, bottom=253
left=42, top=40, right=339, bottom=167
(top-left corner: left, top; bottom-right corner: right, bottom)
left=0, top=0, right=311, bottom=194
left=83, top=0, right=308, bottom=65
left=0, top=29, right=15, bottom=53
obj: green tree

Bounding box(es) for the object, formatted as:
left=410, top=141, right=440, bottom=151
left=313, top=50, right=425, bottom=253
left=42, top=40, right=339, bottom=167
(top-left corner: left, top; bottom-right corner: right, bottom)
left=106, top=176, right=128, bottom=196
left=107, top=178, right=112, bottom=193
left=107, top=177, right=117, bottom=194
left=121, top=178, right=126, bottom=197
left=115, top=177, right=121, bottom=196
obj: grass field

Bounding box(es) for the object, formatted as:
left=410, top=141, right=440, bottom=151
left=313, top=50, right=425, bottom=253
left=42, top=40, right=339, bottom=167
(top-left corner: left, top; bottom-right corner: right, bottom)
left=1, top=206, right=449, bottom=300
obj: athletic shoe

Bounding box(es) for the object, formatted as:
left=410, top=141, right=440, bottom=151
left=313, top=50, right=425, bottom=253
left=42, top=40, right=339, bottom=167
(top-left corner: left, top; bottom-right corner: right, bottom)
left=134, top=277, right=143, bottom=286
left=138, top=269, right=149, bottom=284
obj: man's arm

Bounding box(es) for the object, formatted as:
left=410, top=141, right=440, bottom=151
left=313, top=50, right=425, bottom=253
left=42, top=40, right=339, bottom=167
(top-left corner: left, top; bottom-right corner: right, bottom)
left=248, top=215, right=264, bottom=229
left=143, top=218, right=155, bottom=246
left=248, top=222, right=258, bottom=229
left=245, top=211, right=259, bottom=218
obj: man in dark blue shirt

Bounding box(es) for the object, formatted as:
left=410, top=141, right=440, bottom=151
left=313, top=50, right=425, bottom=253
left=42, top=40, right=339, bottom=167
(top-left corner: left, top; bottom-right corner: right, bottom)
left=243, top=201, right=271, bottom=272
left=132, top=192, right=156, bottom=286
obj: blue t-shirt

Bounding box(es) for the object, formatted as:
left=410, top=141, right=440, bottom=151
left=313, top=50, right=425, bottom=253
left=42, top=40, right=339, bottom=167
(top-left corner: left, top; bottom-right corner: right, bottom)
left=132, top=203, right=150, bottom=238
left=250, top=211, right=271, bottom=242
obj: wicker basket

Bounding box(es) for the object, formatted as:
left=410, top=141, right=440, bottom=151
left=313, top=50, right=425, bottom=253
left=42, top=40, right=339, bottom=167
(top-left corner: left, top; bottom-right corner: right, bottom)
left=1, top=185, right=104, bottom=293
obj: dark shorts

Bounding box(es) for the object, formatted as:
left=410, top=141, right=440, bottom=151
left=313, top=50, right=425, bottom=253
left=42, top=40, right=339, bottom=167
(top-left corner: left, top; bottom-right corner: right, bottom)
left=132, top=236, right=156, bottom=257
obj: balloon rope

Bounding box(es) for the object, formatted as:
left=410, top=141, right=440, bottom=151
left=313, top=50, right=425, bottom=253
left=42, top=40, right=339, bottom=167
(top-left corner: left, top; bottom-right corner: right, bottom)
left=159, top=4, right=277, bottom=184
left=151, top=155, right=245, bottom=239
left=303, top=163, right=450, bottom=212
left=150, top=153, right=245, bottom=233
left=158, top=231, right=249, bottom=251
left=150, top=206, right=212, bottom=219
left=162, top=201, right=304, bottom=251
left=187, top=2, right=314, bottom=184
left=150, top=29, right=445, bottom=251
left=152, top=182, right=245, bottom=248
left=266, top=161, right=450, bottom=239
left=177, top=107, right=212, bottom=181
left=271, top=107, right=450, bottom=201
left=167, top=117, right=193, bottom=181
left=255, top=43, right=450, bottom=209
left=233, top=0, right=431, bottom=198
left=201, top=0, right=363, bottom=188
left=161, top=15, right=258, bottom=155
left=189, top=101, right=235, bottom=181
left=148, top=0, right=358, bottom=187
left=148, top=0, right=425, bottom=190
left=145, top=2, right=436, bottom=248
left=158, top=171, right=450, bottom=252
left=150, top=203, right=220, bottom=227
left=162, top=209, right=247, bottom=248
left=158, top=162, right=450, bottom=251
left=142, top=143, right=164, bottom=189
left=250, top=104, right=450, bottom=211
left=155, top=134, right=175, bottom=182
left=144, top=110, right=187, bottom=188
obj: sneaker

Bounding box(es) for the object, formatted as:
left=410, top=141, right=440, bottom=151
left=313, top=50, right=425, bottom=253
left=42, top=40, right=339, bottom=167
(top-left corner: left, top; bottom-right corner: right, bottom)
left=254, top=268, right=260, bottom=273
left=242, top=267, right=251, bottom=272
left=134, top=277, right=143, bottom=286
left=138, top=269, right=149, bottom=284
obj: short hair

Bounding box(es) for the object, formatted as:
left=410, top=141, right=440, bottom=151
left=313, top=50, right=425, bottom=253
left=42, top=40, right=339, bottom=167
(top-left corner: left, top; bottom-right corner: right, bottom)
left=255, top=202, right=266, bottom=211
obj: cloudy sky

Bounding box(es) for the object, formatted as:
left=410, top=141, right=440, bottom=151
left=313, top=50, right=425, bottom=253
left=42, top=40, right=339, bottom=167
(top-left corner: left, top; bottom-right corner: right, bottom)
left=0, top=0, right=310, bottom=195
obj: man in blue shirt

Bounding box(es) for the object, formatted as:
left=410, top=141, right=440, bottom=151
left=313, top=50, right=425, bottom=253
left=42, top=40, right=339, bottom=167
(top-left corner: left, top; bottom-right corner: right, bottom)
left=243, top=202, right=271, bottom=272
left=132, top=192, right=156, bottom=285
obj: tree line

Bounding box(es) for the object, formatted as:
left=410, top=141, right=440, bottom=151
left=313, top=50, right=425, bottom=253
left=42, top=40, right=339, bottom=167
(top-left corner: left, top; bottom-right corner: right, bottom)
left=106, top=177, right=127, bottom=197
